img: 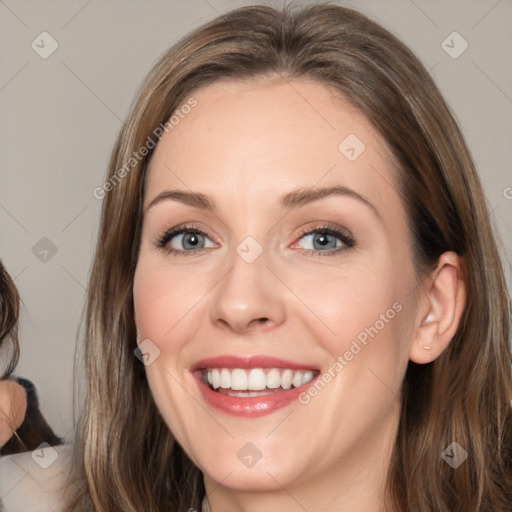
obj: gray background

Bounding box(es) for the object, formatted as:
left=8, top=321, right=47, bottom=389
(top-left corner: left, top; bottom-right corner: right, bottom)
left=0, top=0, right=511, bottom=440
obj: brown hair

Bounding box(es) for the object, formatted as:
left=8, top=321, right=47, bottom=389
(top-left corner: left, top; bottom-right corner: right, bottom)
left=0, top=262, right=63, bottom=455
left=69, top=3, right=512, bottom=511
left=0, top=260, right=21, bottom=447
left=0, top=261, right=20, bottom=378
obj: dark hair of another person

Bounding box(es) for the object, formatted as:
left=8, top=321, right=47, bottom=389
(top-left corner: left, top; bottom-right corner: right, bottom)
left=0, top=260, right=20, bottom=378
left=0, top=261, right=63, bottom=455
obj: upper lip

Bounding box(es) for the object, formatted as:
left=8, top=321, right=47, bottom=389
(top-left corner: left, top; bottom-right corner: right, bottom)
left=190, top=355, right=319, bottom=372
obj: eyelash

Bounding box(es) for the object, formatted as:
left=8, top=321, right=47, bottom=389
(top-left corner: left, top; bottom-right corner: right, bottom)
left=155, top=223, right=355, bottom=258
left=294, top=224, right=355, bottom=257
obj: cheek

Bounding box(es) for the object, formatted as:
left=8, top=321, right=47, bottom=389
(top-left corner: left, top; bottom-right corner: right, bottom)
left=133, top=262, right=202, bottom=443
left=133, top=258, right=208, bottom=346
left=290, top=257, right=413, bottom=397
left=281, top=255, right=405, bottom=339
left=0, top=394, right=11, bottom=444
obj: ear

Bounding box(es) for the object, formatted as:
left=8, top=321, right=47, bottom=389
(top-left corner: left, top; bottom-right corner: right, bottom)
left=409, top=251, right=466, bottom=364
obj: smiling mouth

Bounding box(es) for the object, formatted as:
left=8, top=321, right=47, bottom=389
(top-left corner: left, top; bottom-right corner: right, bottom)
left=198, top=367, right=319, bottom=397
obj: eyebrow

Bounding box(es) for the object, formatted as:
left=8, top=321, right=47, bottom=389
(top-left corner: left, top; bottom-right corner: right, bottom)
left=144, top=185, right=380, bottom=219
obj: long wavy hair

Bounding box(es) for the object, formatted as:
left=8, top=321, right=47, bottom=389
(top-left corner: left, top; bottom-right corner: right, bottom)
left=68, top=3, right=512, bottom=511
left=0, top=262, right=63, bottom=456
left=0, top=260, right=20, bottom=379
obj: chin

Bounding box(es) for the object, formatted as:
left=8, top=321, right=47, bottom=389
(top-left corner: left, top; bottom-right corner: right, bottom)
left=191, top=435, right=309, bottom=492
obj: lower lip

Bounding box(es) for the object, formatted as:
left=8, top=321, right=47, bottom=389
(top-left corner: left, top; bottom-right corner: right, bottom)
left=194, top=375, right=311, bottom=418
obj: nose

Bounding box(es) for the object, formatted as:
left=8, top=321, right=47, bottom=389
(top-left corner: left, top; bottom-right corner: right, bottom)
left=209, top=244, right=286, bottom=335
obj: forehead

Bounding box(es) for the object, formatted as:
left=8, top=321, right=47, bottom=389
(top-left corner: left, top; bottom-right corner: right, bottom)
left=144, top=76, right=401, bottom=219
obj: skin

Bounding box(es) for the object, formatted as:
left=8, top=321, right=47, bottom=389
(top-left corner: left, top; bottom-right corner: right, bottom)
left=133, top=76, right=465, bottom=512
left=0, top=379, right=26, bottom=447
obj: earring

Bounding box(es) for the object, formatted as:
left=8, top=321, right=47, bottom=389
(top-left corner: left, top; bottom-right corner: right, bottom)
left=424, top=314, right=434, bottom=324
left=423, top=315, right=433, bottom=359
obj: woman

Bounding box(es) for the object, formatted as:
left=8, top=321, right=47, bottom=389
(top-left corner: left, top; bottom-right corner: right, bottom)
left=0, top=261, right=63, bottom=457
left=5, top=2, right=511, bottom=511
left=0, top=261, right=26, bottom=449
left=0, top=263, right=65, bottom=512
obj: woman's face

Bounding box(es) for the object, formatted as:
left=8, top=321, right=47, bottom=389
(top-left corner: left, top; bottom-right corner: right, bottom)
left=133, top=77, right=424, bottom=493
left=0, top=379, right=26, bottom=446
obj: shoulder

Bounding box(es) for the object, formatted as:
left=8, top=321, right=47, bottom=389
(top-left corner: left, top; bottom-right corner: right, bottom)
left=0, top=443, right=75, bottom=512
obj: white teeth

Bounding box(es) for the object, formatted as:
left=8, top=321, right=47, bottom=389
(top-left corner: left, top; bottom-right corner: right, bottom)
left=204, top=367, right=316, bottom=392
left=220, top=368, right=231, bottom=388
left=266, top=368, right=281, bottom=389
left=211, top=368, right=220, bottom=389
left=281, top=369, right=293, bottom=390
left=302, top=370, right=314, bottom=385
left=248, top=369, right=267, bottom=390
left=292, top=371, right=304, bottom=388
left=231, top=369, right=247, bottom=390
